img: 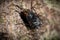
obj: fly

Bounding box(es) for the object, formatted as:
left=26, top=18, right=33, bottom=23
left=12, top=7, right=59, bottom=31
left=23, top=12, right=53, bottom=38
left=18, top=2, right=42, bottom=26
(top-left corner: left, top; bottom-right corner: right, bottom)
left=19, top=9, right=42, bottom=30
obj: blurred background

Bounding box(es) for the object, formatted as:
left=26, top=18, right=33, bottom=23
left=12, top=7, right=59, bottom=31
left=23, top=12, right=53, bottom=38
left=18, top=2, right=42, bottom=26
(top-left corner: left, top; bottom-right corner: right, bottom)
left=0, top=0, right=60, bottom=40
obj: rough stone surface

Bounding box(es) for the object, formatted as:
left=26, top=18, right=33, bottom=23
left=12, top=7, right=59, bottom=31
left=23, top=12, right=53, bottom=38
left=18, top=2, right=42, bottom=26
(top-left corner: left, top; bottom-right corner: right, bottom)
left=0, top=0, right=60, bottom=40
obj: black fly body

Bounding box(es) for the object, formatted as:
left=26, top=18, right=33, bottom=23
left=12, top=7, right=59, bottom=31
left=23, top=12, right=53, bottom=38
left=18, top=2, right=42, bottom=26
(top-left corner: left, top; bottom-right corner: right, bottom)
left=20, top=9, right=42, bottom=30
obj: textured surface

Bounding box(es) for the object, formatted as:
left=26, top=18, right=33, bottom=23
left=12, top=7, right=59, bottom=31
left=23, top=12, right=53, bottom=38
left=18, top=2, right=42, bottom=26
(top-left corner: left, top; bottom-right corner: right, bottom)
left=0, top=0, right=60, bottom=40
